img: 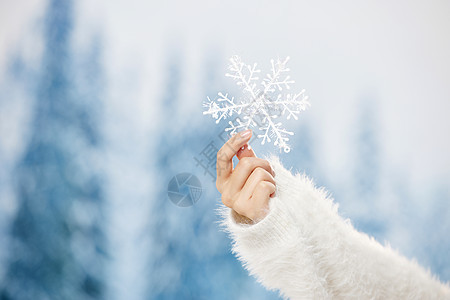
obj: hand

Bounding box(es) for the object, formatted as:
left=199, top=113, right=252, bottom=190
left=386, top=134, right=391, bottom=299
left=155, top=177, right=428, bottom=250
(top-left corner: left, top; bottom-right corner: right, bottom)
left=216, top=129, right=276, bottom=224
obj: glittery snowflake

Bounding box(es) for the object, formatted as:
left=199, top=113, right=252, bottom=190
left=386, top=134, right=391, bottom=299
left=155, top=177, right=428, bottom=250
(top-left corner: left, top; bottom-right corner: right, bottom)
left=203, top=55, right=310, bottom=153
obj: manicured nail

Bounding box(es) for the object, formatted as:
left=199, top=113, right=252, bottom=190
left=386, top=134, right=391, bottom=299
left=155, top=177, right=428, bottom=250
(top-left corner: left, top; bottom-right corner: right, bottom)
left=240, top=129, right=251, bottom=138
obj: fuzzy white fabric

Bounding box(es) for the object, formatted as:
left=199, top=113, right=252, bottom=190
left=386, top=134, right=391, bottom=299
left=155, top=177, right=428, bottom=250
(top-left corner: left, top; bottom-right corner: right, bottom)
left=218, top=155, right=450, bottom=299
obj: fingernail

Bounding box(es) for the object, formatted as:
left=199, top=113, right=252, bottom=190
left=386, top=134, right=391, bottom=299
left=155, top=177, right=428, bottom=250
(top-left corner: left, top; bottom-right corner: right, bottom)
left=240, top=129, right=251, bottom=138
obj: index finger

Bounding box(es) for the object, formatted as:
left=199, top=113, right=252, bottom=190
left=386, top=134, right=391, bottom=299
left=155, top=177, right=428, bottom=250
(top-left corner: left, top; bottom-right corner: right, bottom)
left=216, top=129, right=252, bottom=186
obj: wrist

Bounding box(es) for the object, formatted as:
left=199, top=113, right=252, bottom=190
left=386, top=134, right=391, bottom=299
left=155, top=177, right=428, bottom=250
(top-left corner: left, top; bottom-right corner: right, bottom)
left=231, top=209, right=254, bottom=225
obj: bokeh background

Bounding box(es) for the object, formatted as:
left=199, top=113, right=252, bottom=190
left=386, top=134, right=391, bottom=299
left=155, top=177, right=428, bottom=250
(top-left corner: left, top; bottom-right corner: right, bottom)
left=1, top=0, right=449, bottom=299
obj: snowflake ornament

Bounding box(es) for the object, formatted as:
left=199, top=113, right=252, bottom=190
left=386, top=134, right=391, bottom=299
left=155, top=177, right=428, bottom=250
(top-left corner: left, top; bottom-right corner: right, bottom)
left=203, top=55, right=310, bottom=153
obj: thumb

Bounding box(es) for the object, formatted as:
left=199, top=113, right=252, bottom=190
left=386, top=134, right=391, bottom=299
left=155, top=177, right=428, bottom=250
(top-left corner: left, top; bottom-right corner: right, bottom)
left=236, top=142, right=256, bottom=160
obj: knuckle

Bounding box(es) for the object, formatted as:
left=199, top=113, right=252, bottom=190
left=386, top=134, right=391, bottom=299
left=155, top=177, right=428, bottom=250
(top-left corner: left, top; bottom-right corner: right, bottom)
left=223, top=139, right=236, bottom=152
left=239, top=156, right=253, bottom=169
left=253, top=167, right=267, bottom=177
left=216, top=148, right=224, bottom=160
left=261, top=159, right=272, bottom=171
left=216, top=164, right=225, bottom=177
left=253, top=167, right=274, bottom=183
left=239, top=156, right=250, bottom=165
left=258, top=180, right=273, bottom=192
left=256, top=180, right=267, bottom=189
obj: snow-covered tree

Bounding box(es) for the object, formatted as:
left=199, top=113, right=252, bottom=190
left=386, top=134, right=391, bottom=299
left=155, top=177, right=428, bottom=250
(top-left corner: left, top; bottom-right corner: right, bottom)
left=351, top=97, right=385, bottom=239
left=0, top=1, right=106, bottom=299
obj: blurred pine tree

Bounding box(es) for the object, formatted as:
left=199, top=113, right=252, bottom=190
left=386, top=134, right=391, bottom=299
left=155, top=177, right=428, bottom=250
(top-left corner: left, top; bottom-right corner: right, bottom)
left=1, top=0, right=106, bottom=299
left=351, top=97, right=385, bottom=240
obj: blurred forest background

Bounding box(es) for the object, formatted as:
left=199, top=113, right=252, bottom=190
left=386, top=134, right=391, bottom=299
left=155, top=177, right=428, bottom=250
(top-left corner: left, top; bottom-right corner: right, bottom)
left=0, top=0, right=449, bottom=299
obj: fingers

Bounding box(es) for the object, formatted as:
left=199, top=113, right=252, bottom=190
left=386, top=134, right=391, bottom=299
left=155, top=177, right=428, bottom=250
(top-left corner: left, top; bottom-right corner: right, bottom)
left=231, top=157, right=275, bottom=190
left=248, top=181, right=276, bottom=221
left=215, top=129, right=277, bottom=223
left=220, top=157, right=275, bottom=206
left=233, top=180, right=276, bottom=222
left=239, top=167, right=275, bottom=202
left=216, top=129, right=252, bottom=191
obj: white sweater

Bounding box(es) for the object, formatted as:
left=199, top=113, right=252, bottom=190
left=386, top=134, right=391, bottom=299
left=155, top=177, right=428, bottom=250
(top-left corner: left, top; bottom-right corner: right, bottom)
left=218, top=155, right=450, bottom=299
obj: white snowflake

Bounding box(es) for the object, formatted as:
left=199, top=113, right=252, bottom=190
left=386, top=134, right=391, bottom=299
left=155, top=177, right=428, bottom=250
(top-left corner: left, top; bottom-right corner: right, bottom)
left=203, top=55, right=310, bottom=153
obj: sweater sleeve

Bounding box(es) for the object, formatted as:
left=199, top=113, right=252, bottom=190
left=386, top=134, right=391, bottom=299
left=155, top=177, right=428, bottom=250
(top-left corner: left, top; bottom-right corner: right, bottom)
left=218, top=155, right=450, bottom=299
